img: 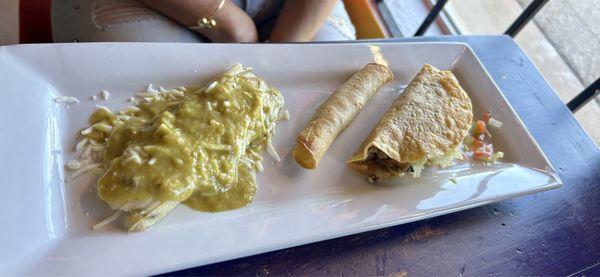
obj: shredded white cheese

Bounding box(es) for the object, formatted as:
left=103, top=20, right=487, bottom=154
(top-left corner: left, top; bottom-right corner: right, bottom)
left=93, top=123, right=113, bottom=133
left=75, top=138, right=89, bottom=151
left=101, top=90, right=110, bottom=100
left=125, top=147, right=143, bottom=164
left=266, top=137, right=280, bottom=162
left=280, top=110, right=290, bottom=121
left=201, top=143, right=232, bottom=151
left=205, top=81, right=217, bottom=92
left=136, top=92, right=156, bottom=98
left=91, top=145, right=105, bottom=152
left=67, top=163, right=102, bottom=182
left=169, top=90, right=184, bottom=97
left=122, top=106, right=141, bottom=113
left=92, top=210, right=122, bottom=230
left=66, top=159, right=82, bottom=170
left=488, top=117, right=504, bottom=128
left=81, top=145, right=93, bottom=159
left=54, top=96, right=80, bottom=104
left=146, top=83, right=158, bottom=93
left=81, top=126, right=94, bottom=135
left=95, top=105, right=111, bottom=113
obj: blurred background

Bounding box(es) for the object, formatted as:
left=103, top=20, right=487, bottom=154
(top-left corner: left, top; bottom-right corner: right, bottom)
left=1, top=0, right=597, bottom=144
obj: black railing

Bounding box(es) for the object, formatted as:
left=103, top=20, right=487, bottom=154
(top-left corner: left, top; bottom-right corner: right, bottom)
left=567, top=78, right=600, bottom=112
left=504, top=0, right=549, bottom=37
left=413, top=0, right=449, bottom=36
left=387, top=0, right=597, bottom=113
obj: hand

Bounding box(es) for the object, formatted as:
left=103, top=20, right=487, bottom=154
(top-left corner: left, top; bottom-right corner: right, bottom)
left=269, top=0, right=338, bottom=42
left=141, top=0, right=258, bottom=43
left=199, top=1, right=258, bottom=43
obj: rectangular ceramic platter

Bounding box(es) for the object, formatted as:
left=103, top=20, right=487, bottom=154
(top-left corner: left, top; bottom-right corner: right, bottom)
left=0, top=43, right=560, bottom=275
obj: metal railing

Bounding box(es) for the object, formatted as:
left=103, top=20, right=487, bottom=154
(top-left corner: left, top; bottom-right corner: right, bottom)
left=385, top=0, right=598, bottom=113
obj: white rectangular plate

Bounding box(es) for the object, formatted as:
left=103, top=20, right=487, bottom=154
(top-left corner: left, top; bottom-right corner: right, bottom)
left=0, top=42, right=560, bottom=275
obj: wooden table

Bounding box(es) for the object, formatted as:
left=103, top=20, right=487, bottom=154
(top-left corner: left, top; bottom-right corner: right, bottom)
left=171, top=35, right=600, bottom=276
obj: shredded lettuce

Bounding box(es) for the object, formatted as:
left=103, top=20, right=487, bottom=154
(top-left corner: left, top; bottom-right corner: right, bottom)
left=409, top=158, right=427, bottom=178
left=430, top=146, right=464, bottom=168
left=490, top=151, right=504, bottom=163
left=488, top=117, right=503, bottom=129
left=463, top=135, right=474, bottom=150
left=407, top=146, right=464, bottom=178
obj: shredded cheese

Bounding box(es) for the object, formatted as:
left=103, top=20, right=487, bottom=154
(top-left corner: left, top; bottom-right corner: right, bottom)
left=201, top=143, right=232, bottom=151
left=75, top=138, right=89, bottom=151
left=92, top=210, right=122, bottom=230
left=146, top=83, right=158, bottom=93
left=280, top=110, right=290, bottom=121
left=101, top=90, right=110, bottom=100
left=66, top=159, right=82, bottom=170
left=54, top=96, right=80, bottom=104
left=95, top=105, right=111, bottom=113
left=266, top=137, right=280, bottom=162
left=67, top=163, right=102, bottom=182
left=136, top=92, right=156, bottom=97
left=81, top=144, right=93, bottom=159
left=205, top=81, right=217, bottom=92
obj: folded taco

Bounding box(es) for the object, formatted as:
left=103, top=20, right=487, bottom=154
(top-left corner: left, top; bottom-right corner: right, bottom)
left=347, top=64, right=473, bottom=182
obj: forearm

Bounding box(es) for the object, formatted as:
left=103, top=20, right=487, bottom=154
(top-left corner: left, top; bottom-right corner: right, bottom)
left=140, top=0, right=257, bottom=42
left=269, top=0, right=338, bottom=42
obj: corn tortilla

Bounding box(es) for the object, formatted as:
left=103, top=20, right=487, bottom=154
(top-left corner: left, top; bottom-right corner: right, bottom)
left=348, top=64, right=473, bottom=180
left=294, top=63, right=393, bottom=169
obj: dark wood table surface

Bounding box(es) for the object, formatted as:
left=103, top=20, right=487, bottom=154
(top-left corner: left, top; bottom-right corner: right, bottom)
left=169, top=35, right=600, bottom=276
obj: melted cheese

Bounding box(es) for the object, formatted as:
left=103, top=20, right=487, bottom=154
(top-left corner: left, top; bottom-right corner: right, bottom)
left=83, top=72, right=285, bottom=212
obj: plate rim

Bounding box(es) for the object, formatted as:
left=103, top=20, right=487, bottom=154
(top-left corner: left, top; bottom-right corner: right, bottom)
left=0, top=41, right=562, bottom=275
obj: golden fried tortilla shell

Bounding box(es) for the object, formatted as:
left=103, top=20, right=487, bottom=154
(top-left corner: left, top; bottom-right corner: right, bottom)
left=294, top=63, right=393, bottom=169
left=348, top=64, right=473, bottom=178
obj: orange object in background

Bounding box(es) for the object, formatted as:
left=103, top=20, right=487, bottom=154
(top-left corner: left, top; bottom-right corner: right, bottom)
left=343, top=0, right=390, bottom=39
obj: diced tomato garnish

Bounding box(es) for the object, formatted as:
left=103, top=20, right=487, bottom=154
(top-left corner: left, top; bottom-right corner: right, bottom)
left=486, top=144, right=494, bottom=153
left=470, top=139, right=484, bottom=150
left=474, top=143, right=493, bottom=160
left=475, top=120, right=487, bottom=135
left=474, top=149, right=492, bottom=159
left=483, top=112, right=492, bottom=122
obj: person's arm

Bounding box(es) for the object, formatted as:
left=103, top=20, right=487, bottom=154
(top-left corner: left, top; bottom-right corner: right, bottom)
left=269, top=0, right=338, bottom=42
left=140, top=0, right=258, bottom=42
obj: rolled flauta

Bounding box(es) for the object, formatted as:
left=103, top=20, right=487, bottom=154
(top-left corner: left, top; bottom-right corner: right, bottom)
left=293, top=63, right=393, bottom=169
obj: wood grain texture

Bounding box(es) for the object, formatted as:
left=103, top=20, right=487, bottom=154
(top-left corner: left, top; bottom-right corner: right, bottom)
left=167, top=36, right=600, bottom=276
